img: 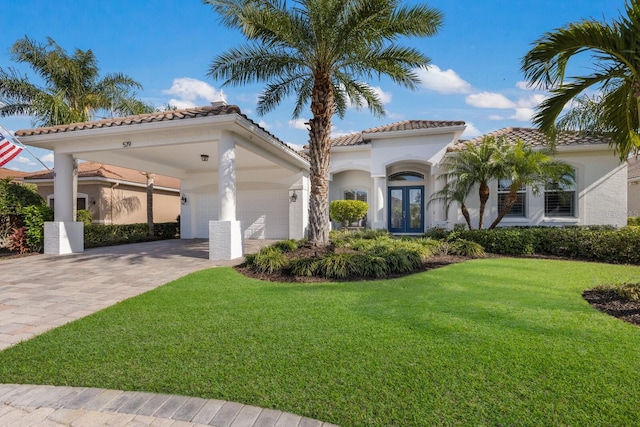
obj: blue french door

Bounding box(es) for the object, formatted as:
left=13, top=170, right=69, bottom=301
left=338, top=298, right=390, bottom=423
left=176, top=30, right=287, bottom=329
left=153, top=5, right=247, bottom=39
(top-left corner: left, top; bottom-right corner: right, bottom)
left=388, top=186, right=424, bottom=233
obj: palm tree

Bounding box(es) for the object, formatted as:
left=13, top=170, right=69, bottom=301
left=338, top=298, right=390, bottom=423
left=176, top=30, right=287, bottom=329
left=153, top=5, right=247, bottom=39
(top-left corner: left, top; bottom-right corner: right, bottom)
left=428, top=175, right=473, bottom=229
left=521, top=0, right=640, bottom=161
left=435, top=136, right=506, bottom=229
left=205, top=0, right=443, bottom=246
left=0, top=36, right=151, bottom=126
left=488, top=139, right=574, bottom=229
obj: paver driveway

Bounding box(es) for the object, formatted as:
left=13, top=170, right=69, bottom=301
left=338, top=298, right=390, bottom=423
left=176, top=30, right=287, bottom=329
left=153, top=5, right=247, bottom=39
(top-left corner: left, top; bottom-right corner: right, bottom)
left=0, top=238, right=271, bottom=351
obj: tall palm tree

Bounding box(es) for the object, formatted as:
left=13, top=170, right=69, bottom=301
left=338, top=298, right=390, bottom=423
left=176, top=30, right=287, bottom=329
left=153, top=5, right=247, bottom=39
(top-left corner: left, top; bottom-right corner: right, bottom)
left=0, top=36, right=151, bottom=126
left=428, top=177, right=473, bottom=229
left=205, top=0, right=443, bottom=246
left=488, top=140, right=574, bottom=229
left=435, top=136, right=506, bottom=229
left=521, top=0, right=640, bottom=161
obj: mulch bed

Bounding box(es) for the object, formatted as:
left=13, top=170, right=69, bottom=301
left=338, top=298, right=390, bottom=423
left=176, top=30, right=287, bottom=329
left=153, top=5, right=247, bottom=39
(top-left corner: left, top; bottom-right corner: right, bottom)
left=583, top=290, right=640, bottom=327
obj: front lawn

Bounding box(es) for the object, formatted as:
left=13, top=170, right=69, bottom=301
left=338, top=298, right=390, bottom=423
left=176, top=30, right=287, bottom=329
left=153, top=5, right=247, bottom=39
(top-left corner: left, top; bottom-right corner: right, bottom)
left=1, top=258, right=639, bottom=426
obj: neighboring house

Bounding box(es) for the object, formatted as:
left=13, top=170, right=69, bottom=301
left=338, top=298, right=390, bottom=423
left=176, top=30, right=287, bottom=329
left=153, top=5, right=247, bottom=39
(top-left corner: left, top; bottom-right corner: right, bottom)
left=23, top=162, right=180, bottom=224
left=0, top=168, right=28, bottom=183
left=327, top=124, right=627, bottom=231
left=14, top=104, right=627, bottom=260
left=628, top=156, right=640, bottom=218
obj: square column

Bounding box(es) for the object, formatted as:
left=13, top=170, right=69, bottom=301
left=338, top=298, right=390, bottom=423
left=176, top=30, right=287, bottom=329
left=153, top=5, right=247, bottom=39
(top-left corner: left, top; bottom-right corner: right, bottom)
left=45, top=152, right=84, bottom=254
left=372, top=176, right=386, bottom=229
left=209, top=131, right=243, bottom=260
left=288, top=173, right=309, bottom=240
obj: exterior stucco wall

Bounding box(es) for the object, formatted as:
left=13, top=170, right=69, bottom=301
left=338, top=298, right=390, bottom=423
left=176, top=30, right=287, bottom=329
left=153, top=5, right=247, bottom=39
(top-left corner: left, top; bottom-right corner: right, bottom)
left=329, top=170, right=374, bottom=228
left=453, top=150, right=627, bottom=229
left=629, top=181, right=640, bottom=218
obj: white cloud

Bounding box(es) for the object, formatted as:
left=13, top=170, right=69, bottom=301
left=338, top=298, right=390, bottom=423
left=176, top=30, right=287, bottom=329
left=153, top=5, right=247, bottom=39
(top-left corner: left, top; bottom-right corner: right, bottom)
left=466, top=92, right=516, bottom=109
left=516, top=93, right=547, bottom=109
left=258, top=120, right=271, bottom=130
left=516, top=80, right=547, bottom=91
left=509, top=108, right=535, bottom=122
left=288, top=118, right=309, bottom=130
left=488, top=114, right=505, bottom=120
left=370, top=86, right=392, bottom=104
left=461, top=122, right=482, bottom=138
left=14, top=156, right=35, bottom=165
left=416, top=65, right=472, bottom=94
left=162, top=78, right=226, bottom=107
left=40, top=153, right=54, bottom=164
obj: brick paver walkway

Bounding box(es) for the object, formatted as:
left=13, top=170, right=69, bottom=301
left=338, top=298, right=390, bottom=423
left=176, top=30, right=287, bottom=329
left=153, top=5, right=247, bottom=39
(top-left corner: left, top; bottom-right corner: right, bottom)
left=0, top=240, right=336, bottom=426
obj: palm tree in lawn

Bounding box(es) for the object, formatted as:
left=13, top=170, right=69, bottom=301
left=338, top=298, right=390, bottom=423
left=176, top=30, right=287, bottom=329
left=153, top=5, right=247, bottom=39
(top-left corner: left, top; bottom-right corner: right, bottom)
left=521, top=0, right=640, bottom=161
left=0, top=36, right=151, bottom=126
left=434, top=136, right=506, bottom=229
left=205, top=0, right=443, bottom=246
left=488, top=139, right=574, bottom=229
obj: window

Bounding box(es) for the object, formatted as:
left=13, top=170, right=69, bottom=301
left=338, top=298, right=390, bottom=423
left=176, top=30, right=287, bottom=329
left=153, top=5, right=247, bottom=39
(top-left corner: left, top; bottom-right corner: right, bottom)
left=497, top=179, right=526, bottom=217
left=389, top=172, right=424, bottom=181
left=48, top=196, right=88, bottom=211
left=545, top=180, right=576, bottom=217
left=344, top=189, right=367, bottom=202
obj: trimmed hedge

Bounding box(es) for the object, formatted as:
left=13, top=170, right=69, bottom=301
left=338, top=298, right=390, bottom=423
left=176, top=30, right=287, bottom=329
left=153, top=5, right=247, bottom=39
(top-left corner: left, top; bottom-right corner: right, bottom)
left=84, top=222, right=179, bottom=248
left=452, top=226, right=640, bottom=264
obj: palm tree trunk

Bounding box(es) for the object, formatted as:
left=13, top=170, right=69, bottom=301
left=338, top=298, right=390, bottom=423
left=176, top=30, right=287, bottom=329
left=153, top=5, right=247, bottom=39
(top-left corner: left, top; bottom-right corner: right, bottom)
left=307, top=72, right=334, bottom=246
left=489, top=189, right=518, bottom=229
left=461, top=203, right=473, bottom=230
left=477, top=183, right=490, bottom=229
left=146, top=172, right=154, bottom=236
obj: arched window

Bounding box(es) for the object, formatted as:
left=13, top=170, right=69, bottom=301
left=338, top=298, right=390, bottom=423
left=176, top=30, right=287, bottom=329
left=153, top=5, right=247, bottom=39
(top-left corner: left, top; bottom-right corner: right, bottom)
left=388, top=171, right=424, bottom=181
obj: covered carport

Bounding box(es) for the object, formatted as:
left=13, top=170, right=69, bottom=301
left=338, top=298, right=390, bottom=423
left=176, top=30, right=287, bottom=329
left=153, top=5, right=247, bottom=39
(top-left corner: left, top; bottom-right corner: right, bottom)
left=16, top=103, right=310, bottom=260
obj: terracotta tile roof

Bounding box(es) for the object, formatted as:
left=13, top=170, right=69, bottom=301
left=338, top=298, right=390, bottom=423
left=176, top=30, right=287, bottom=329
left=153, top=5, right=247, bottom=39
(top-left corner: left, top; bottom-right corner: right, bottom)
left=23, top=162, right=180, bottom=190
left=0, top=168, right=29, bottom=180
left=15, top=104, right=243, bottom=137
left=451, top=127, right=611, bottom=151
left=628, top=157, right=640, bottom=180
left=329, top=119, right=466, bottom=147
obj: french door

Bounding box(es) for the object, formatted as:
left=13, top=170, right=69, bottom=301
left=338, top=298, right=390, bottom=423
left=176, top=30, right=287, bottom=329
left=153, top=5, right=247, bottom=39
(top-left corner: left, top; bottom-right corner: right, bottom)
left=388, top=186, right=424, bottom=233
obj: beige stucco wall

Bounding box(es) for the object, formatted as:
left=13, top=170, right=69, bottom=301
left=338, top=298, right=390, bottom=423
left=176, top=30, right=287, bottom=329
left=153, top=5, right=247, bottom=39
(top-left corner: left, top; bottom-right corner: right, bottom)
left=35, top=182, right=179, bottom=224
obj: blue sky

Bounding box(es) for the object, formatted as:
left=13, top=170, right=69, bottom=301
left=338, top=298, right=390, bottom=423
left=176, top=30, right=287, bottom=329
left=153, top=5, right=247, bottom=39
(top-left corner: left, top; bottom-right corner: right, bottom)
left=0, top=0, right=623, bottom=172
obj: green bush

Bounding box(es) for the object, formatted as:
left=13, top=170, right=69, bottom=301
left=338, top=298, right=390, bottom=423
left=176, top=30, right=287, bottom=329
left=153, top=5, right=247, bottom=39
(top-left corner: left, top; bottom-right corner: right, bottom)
left=22, top=204, right=53, bottom=252
left=84, top=222, right=179, bottom=248
left=594, top=283, right=640, bottom=302
left=76, top=209, right=92, bottom=226
left=252, top=247, right=288, bottom=274
left=329, top=200, right=369, bottom=227
left=271, top=239, right=298, bottom=252
left=628, top=216, right=640, bottom=226
left=450, top=239, right=486, bottom=258
left=453, top=226, right=640, bottom=264
left=315, top=252, right=356, bottom=279
left=288, top=257, right=319, bottom=277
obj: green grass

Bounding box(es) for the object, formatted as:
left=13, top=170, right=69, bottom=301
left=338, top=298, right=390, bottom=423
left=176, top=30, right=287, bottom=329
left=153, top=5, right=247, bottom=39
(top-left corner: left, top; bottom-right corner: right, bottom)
left=1, top=258, right=640, bottom=426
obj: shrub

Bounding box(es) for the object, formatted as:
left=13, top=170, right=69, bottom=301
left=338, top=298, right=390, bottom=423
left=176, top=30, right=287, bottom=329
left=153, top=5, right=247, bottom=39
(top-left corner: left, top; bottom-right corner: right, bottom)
left=594, top=283, right=640, bottom=302
left=315, top=253, right=356, bottom=279
left=627, top=217, right=640, bottom=226
left=359, top=254, right=389, bottom=278
left=450, top=239, right=485, bottom=258
left=272, top=239, right=298, bottom=252
left=22, top=204, right=53, bottom=252
left=7, top=227, right=29, bottom=254
left=288, top=257, right=319, bottom=277
left=84, top=222, right=179, bottom=248
left=252, top=247, right=288, bottom=274
left=379, top=249, right=423, bottom=274
left=76, top=209, right=92, bottom=225
left=424, top=227, right=450, bottom=240
left=329, top=200, right=369, bottom=227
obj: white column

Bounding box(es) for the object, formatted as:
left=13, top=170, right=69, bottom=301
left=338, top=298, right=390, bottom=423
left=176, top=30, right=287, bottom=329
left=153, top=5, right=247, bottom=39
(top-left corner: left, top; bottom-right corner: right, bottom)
left=218, top=131, right=236, bottom=221
left=288, top=173, right=309, bottom=240
left=45, top=152, right=83, bottom=255
left=372, top=176, right=386, bottom=229
left=209, top=132, right=243, bottom=260
left=53, top=152, right=74, bottom=222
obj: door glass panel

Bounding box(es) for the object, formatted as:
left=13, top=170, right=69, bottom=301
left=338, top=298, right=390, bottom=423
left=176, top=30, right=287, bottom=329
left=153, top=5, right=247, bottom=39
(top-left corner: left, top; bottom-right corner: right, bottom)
left=408, top=188, right=422, bottom=230
left=390, top=188, right=404, bottom=229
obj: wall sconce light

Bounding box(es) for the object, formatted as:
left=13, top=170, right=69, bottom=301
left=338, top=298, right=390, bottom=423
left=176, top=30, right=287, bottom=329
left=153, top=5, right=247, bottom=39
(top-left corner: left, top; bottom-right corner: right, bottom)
left=201, top=154, right=209, bottom=162
left=290, top=190, right=298, bottom=203
left=181, top=195, right=188, bottom=205
left=122, top=141, right=131, bottom=148
left=90, top=197, right=96, bottom=206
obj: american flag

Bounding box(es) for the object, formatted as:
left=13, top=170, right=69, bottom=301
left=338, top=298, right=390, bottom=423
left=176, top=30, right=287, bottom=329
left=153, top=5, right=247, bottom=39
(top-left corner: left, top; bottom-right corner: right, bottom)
left=0, top=131, right=23, bottom=168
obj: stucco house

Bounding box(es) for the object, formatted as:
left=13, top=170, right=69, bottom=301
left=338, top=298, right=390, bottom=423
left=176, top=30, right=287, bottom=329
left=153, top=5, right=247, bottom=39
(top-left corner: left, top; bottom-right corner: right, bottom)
left=23, top=162, right=180, bottom=224
left=628, top=156, right=640, bottom=218
left=14, top=104, right=627, bottom=260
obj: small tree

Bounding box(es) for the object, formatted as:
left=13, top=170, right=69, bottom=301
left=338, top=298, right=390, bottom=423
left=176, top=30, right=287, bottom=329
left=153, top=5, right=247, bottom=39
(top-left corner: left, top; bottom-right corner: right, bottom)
left=330, top=200, right=368, bottom=228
